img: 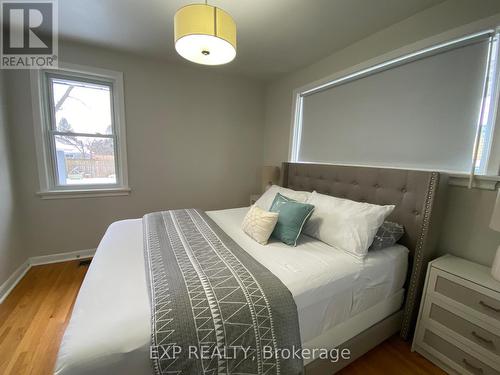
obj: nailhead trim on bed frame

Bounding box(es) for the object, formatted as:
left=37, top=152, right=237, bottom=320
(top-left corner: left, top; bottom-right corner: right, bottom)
left=401, top=171, right=438, bottom=339
left=280, top=162, right=442, bottom=341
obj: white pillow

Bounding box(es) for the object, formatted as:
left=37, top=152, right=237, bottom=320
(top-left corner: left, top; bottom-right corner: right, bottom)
left=255, top=185, right=310, bottom=210
left=303, top=191, right=395, bottom=260
left=241, top=205, right=279, bottom=245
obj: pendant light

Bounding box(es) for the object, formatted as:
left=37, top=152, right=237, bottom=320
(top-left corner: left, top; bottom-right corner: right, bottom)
left=174, top=1, right=237, bottom=65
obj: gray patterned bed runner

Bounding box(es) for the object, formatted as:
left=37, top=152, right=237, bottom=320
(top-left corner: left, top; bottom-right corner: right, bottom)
left=143, top=209, right=303, bottom=375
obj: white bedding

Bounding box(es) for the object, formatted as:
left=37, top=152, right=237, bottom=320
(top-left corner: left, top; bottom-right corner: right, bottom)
left=55, top=207, right=408, bottom=375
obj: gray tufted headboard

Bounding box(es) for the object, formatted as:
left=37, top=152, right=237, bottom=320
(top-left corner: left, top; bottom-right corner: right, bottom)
left=281, top=162, right=447, bottom=339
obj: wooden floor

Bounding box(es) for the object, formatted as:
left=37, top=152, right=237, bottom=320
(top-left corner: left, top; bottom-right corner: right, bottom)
left=0, top=261, right=89, bottom=375
left=0, top=261, right=446, bottom=375
left=338, top=335, right=445, bottom=375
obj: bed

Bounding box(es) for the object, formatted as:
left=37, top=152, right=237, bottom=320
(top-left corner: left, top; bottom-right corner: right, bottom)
left=55, top=163, right=446, bottom=375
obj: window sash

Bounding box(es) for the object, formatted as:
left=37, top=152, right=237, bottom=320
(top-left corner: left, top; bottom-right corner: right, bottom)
left=48, top=133, right=120, bottom=189
left=476, top=34, right=500, bottom=175
left=43, top=70, right=122, bottom=190
left=49, top=130, right=115, bottom=138
left=46, top=72, right=115, bottom=135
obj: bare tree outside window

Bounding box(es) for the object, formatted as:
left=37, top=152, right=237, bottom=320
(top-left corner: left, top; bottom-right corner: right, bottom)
left=49, top=76, right=117, bottom=185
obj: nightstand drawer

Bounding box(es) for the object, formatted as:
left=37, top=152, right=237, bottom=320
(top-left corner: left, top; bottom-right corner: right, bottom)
left=433, top=272, right=500, bottom=324
left=423, top=329, right=500, bottom=375
left=413, top=256, right=500, bottom=374
left=429, top=303, right=500, bottom=358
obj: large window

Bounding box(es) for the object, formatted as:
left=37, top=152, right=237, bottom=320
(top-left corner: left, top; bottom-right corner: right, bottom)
left=290, top=30, right=500, bottom=177
left=31, top=64, right=129, bottom=198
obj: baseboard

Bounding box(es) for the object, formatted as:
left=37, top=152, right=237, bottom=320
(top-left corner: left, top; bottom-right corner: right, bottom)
left=0, top=261, right=31, bottom=304
left=0, top=248, right=95, bottom=304
left=29, top=248, right=95, bottom=266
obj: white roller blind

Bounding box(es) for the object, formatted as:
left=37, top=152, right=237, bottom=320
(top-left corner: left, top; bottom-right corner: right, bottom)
left=297, top=37, right=491, bottom=173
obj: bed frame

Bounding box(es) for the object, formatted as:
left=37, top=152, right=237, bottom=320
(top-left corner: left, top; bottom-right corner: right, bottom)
left=280, top=162, right=447, bottom=374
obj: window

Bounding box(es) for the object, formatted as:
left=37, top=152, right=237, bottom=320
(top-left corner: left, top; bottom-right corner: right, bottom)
left=475, top=34, right=500, bottom=175
left=290, top=30, right=500, bottom=177
left=31, top=64, right=129, bottom=198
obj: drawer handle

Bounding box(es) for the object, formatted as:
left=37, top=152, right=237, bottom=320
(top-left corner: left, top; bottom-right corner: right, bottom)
left=462, top=358, right=484, bottom=374
left=479, top=300, right=500, bottom=313
left=471, top=331, right=494, bottom=346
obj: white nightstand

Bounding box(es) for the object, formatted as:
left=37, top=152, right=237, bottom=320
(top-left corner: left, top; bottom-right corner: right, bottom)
left=412, top=255, right=500, bottom=374
left=250, top=194, right=261, bottom=205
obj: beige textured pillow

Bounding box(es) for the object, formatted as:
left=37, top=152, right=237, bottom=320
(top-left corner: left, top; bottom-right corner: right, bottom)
left=241, top=205, right=279, bottom=245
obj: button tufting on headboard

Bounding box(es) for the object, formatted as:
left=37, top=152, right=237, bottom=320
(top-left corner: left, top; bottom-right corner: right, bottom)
left=282, top=162, right=436, bottom=254
left=281, top=162, right=445, bottom=340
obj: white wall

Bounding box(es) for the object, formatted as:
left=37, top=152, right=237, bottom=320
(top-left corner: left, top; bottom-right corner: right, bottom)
left=262, top=0, right=500, bottom=266
left=0, top=70, right=26, bottom=286
left=439, top=186, right=499, bottom=265
left=6, top=40, right=265, bottom=257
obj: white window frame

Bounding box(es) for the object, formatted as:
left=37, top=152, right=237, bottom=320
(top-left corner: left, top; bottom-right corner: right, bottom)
left=288, top=27, right=500, bottom=189
left=31, top=62, right=130, bottom=199
left=483, top=39, right=500, bottom=176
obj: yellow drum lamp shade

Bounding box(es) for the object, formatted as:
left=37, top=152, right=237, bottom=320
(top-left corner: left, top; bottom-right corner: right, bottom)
left=174, top=4, right=237, bottom=65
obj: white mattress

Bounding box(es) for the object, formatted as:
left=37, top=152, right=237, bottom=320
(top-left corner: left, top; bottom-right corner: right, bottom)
left=55, top=207, right=408, bottom=375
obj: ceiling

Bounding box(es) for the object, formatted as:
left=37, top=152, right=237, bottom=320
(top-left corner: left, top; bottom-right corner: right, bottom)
left=59, top=0, right=446, bottom=80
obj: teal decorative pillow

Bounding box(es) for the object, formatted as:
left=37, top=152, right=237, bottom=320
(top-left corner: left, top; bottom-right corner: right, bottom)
left=270, top=193, right=315, bottom=246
